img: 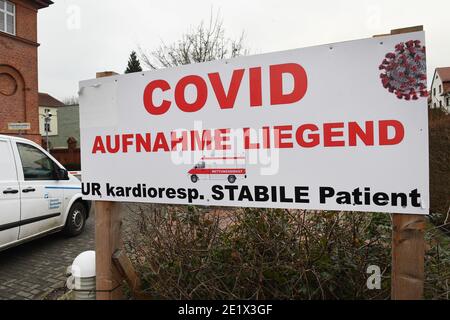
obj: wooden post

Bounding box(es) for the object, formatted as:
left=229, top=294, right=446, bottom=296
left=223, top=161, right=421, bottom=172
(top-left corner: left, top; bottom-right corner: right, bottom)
left=391, top=214, right=426, bottom=300
left=94, top=71, right=124, bottom=300
left=95, top=201, right=124, bottom=300
left=113, top=249, right=151, bottom=300
left=379, top=25, right=426, bottom=300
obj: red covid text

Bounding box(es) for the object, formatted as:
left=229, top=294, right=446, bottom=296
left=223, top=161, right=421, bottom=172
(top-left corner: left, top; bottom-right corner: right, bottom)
left=143, top=63, right=308, bottom=115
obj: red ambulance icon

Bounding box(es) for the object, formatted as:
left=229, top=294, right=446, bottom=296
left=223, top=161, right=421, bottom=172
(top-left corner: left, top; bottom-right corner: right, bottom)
left=188, top=156, right=247, bottom=184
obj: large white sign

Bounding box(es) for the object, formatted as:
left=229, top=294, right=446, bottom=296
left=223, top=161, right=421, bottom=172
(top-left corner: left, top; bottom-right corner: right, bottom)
left=79, top=31, right=429, bottom=214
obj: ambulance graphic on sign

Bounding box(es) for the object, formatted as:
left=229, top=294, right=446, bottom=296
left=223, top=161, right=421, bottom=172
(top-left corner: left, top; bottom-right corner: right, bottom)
left=188, top=156, right=247, bottom=184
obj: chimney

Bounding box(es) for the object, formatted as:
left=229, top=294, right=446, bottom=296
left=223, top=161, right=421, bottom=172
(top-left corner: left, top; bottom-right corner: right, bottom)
left=96, top=71, right=119, bottom=79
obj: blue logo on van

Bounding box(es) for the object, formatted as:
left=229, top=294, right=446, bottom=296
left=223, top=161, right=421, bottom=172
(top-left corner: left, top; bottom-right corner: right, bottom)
left=49, top=199, right=62, bottom=210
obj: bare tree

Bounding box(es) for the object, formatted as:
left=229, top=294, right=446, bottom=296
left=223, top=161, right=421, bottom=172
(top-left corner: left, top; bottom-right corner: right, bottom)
left=63, top=96, right=79, bottom=105
left=139, top=12, right=247, bottom=69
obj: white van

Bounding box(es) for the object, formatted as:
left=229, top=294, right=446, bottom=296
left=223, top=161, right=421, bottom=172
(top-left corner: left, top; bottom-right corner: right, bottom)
left=0, top=135, right=90, bottom=252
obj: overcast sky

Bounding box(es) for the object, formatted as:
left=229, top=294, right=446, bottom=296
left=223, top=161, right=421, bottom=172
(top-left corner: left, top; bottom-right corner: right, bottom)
left=37, top=0, right=450, bottom=100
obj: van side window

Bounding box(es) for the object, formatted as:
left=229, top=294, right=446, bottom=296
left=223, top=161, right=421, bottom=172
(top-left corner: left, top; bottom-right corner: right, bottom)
left=17, top=143, right=57, bottom=181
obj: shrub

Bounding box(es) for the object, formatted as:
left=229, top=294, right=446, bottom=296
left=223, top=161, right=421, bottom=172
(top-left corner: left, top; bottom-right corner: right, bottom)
left=123, top=205, right=441, bottom=300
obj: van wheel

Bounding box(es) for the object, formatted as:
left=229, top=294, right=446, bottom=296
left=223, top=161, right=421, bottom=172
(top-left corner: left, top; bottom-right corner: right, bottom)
left=191, top=175, right=199, bottom=183
left=228, top=175, right=237, bottom=184
left=64, top=202, right=86, bottom=237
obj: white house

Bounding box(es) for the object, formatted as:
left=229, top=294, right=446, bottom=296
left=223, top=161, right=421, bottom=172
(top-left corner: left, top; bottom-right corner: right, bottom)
left=430, top=67, right=450, bottom=113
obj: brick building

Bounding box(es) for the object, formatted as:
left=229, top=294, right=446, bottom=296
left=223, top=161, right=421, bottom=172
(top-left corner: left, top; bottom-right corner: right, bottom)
left=0, top=0, right=53, bottom=144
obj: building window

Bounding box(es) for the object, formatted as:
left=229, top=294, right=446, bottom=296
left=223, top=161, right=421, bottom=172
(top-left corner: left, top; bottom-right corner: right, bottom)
left=439, top=85, right=442, bottom=93
left=433, top=88, right=436, bottom=96
left=44, top=109, right=52, bottom=133
left=440, top=100, right=443, bottom=108
left=0, top=0, right=15, bottom=35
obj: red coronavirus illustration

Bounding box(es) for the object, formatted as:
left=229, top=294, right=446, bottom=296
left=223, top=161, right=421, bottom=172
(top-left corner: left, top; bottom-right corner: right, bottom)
left=379, top=40, right=428, bottom=100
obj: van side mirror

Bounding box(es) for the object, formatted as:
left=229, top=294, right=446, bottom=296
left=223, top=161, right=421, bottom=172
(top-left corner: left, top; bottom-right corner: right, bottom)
left=56, top=168, right=69, bottom=180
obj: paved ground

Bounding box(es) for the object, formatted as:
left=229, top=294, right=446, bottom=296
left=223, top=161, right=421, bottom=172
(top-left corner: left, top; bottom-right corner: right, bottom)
left=0, top=209, right=95, bottom=300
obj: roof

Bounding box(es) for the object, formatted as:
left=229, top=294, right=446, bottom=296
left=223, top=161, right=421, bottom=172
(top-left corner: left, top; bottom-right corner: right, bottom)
left=32, top=0, right=53, bottom=9
left=436, top=67, right=450, bottom=82
left=39, top=93, right=65, bottom=108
